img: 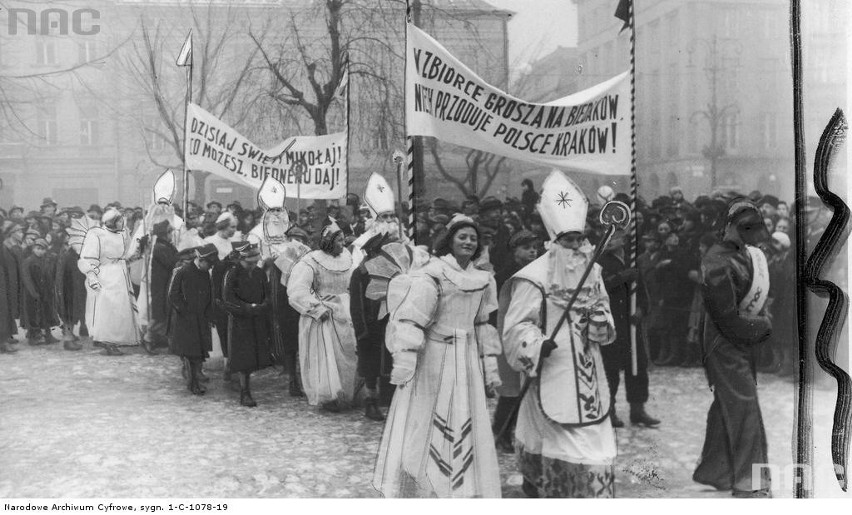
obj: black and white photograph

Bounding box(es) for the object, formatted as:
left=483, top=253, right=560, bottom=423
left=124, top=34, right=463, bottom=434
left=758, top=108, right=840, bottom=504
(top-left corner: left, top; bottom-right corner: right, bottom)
left=0, top=0, right=850, bottom=505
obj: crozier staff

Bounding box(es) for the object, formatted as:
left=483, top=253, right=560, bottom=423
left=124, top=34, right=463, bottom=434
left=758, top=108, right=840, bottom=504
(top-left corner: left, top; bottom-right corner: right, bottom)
left=500, top=171, right=617, bottom=498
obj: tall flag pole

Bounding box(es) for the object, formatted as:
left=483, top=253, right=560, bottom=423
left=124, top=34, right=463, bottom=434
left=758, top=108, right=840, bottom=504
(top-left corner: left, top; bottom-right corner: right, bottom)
left=404, top=1, right=415, bottom=242
left=406, top=0, right=420, bottom=243
left=335, top=50, right=351, bottom=200
left=615, top=0, right=639, bottom=375
left=176, top=30, right=193, bottom=217
left=790, top=0, right=813, bottom=498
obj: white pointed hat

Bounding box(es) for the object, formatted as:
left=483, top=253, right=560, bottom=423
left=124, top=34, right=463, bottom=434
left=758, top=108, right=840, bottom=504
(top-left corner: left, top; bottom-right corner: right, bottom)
left=537, top=170, right=588, bottom=240
left=257, top=175, right=287, bottom=211
left=152, top=169, right=176, bottom=205
left=364, top=173, right=395, bottom=215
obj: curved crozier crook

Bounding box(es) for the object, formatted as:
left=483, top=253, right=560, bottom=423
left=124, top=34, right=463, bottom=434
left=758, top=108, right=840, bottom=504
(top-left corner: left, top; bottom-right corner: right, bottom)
left=805, top=108, right=851, bottom=491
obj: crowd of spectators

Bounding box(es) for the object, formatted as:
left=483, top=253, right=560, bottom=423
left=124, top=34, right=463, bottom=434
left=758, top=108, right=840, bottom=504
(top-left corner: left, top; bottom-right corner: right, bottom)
left=0, top=182, right=826, bottom=377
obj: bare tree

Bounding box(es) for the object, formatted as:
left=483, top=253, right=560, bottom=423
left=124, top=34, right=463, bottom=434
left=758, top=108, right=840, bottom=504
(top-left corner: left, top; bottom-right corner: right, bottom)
left=426, top=138, right=507, bottom=198
left=95, top=1, right=272, bottom=205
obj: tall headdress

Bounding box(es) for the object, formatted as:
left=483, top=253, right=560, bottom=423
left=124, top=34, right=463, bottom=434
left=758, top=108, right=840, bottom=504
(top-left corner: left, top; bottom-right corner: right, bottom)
left=257, top=175, right=290, bottom=247
left=364, top=173, right=395, bottom=216
left=257, top=175, right=287, bottom=211
left=153, top=169, right=176, bottom=205
left=147, top=169, right=182, bottom=231
left=537, top=170, right=589, bottom=241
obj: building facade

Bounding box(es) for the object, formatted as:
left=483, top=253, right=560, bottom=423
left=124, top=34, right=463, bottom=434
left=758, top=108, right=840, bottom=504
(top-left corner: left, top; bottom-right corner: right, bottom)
left=572, top=0, right=848, bottom=202
left=0, top=0, right=511, bottom=210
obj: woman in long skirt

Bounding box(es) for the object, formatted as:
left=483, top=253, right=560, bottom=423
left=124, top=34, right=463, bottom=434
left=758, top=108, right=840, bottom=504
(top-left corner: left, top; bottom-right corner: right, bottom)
left=287, top=223, right=358, bottom=412
left=373, top=216, right=503, bottom=498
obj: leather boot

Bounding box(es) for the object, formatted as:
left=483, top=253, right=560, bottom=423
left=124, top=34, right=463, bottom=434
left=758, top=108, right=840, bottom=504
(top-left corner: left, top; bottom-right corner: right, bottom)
left=223, top=360, right=232, bottom=382
left=0, top=341, right=19, bottom=353
left=289, top=379, right=305, bottom=397
left=657, top=341, right=682, bottom=366
left=197, top=367, right=210, bottom=383
left=321, top=400, right=341, bottom=413
left=240, top=373, right=257, bottom=407
left=63, top=340, right=83, bottom=351
left=142, top=339, right=156, bottom=355
left=288, top=359, right=305, bottom=397
left=630, top=403, right=661, bottom=427
left=610, top=410, right=625, bottom=428
left=104, top=344, right=124, bottom=356
left=43, top=331, right=59, bottom=344
left=27, top=330, right=42, bottom=346
left=522, top=479, right=540, bottom=498
left=364, top=397, right=385, bottom=421
left=189, top=360, right=206, bottom=395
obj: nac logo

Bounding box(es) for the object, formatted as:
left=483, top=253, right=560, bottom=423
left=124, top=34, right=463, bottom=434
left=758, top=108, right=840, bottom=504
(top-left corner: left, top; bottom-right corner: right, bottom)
left=4, top=7, right=101, bottom=36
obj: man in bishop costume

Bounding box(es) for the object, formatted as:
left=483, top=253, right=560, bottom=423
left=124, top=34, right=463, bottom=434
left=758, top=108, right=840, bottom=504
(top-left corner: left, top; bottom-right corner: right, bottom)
left=246, top=177, right=309, bottom=397
left=499, top=171, right=618, bottom=498
left=348, top=173, right=414, bottom=421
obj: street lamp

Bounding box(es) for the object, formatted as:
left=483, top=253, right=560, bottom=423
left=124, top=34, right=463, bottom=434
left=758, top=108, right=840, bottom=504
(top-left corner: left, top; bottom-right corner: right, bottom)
left=687, top=35, right=743, bottom=191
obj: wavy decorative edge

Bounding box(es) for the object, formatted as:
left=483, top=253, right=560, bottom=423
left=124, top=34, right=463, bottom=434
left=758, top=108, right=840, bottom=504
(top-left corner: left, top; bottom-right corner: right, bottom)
left=805, top=108, right=851, bottom=492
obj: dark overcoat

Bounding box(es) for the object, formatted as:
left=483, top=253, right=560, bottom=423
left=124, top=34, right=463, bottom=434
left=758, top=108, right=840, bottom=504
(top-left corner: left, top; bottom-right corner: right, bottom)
left=151, top=239, right=178, bottom=321
left=222, top=264, right=273, bottom=373
left=693, top=240, right=772, bottom=492
left=349, top=264, right=390, bottom=380
left=21, top=254, right=59, bottom=329
left=168, top=261, right=213, bottom=359
left=1, top=245, right=20, bottom=336
left=268, top=264, right=301, bottom=364
left=4, top=245, right=24, bottom=324
left=55, top=247, right=87, bottom=326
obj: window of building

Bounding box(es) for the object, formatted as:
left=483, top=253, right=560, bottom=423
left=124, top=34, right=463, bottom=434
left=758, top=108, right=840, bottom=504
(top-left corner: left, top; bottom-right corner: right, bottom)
left=667, top=114, right=679, bottom=157
left=722, top=8, right=738, bottom=38
left=666, top=11, right=679, bottom=51
left=687, top=119, right=698, bottom=154
left=37, top=103, right=58, bottom=145
left=648, top=173, right=660, bottom=196
left=721, top=112, right=740, bottom=150
left=79, top=104, right=99, bottom=146
left=667, top=171, right=678, bottom=189
left=36, top=39, right=57, bottom=66
left=760, top=112, right=778, bottom=149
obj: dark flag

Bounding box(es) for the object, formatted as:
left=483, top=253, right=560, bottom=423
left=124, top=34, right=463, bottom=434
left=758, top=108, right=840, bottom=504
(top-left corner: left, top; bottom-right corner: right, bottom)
left=614, top=0, right=630, bottom=32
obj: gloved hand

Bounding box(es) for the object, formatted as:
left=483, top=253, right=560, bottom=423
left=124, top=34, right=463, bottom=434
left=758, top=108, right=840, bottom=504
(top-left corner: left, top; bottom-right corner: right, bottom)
left=621, top=267, right=640, bottom=283
left=540, top=339, right=558, bottom=360
left=482, top=355, right=502, bottom=397
left=86, top=273, right=101, bottom=291
left=390, top=350, right=417, bottom=386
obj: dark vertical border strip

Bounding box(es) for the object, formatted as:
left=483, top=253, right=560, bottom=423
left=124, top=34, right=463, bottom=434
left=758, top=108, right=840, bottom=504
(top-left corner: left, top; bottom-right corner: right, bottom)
left=805, top=108, right=851, bottom=492
left=790, top=0, right=813, bottom=498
